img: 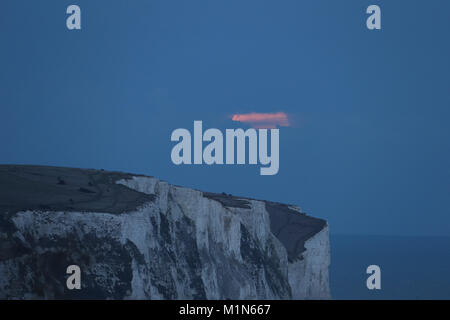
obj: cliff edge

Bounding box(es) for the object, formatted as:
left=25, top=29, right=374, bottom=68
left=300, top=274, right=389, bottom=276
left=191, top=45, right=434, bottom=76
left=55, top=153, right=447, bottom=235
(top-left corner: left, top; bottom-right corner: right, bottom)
left=0, top=165, right=330, bottom=299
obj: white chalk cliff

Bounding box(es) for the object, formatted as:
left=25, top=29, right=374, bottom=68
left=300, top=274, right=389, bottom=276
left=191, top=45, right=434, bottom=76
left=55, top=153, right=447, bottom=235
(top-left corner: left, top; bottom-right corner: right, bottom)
left=0, top=165, right=330, bottom=299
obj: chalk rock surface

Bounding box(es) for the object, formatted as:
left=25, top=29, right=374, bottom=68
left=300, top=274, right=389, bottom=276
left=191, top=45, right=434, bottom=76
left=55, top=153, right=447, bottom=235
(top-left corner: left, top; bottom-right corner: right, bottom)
left=0, top=165, right=330, bottom=299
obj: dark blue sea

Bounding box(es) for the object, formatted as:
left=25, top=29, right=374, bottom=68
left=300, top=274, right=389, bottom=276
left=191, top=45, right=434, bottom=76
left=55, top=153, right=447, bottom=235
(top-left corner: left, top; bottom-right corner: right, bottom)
left=330, top=235, right=450, bottom=299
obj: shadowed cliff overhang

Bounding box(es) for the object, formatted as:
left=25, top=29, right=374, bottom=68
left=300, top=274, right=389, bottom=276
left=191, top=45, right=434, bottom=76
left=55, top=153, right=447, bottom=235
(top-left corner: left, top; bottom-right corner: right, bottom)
left=203, top=192, right=326, bottom=262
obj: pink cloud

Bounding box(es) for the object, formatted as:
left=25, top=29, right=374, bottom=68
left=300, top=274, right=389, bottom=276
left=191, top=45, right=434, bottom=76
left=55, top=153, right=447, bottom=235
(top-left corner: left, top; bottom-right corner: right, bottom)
left=231, top=112, right=290, bottom=129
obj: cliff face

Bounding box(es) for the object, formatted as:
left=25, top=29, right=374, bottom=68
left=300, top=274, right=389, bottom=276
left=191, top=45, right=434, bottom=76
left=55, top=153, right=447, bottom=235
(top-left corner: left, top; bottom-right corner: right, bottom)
left=0, top=165, right=330, bottom=299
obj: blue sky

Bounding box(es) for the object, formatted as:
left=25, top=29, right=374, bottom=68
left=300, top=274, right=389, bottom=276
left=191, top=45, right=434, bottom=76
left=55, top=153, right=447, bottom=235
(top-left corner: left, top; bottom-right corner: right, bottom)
left=1, top=1, right=449, bottom=236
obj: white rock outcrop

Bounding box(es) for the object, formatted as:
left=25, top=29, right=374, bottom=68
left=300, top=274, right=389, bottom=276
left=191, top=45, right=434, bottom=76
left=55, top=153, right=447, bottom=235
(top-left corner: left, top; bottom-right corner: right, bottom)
left=0, top=166, right=330, bottom=299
